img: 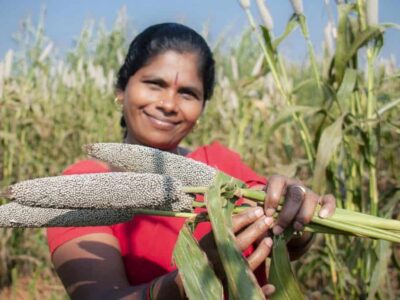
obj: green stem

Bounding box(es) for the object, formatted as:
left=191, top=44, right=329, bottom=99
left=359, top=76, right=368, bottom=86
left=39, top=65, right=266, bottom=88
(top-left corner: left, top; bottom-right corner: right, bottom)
left=298, top=15, right=321, bottom=89
left=183, top=186, right=400, bottom=242
left=132, top=209, right=197, bottom=219
left=182, top=186, right=208, bottom=194
left=244, top=8, right=286, bottom=96
left=243, top=7, right=316, bottom=169
left=311, top=216, right=400, bottom=243
left=366, top=43, right=379, bottom=216
left=188, top=186, right=399, bottom=229
left=335, top=208, right=400, bottom=230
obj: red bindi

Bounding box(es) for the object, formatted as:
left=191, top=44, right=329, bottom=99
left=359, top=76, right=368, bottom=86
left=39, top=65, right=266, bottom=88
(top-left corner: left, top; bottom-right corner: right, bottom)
left=174, top=73, right=179, bottom=87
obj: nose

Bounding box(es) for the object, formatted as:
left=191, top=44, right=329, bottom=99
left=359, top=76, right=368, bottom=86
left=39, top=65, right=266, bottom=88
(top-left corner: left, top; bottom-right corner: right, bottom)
left=156, top=92, right=178, bottom=113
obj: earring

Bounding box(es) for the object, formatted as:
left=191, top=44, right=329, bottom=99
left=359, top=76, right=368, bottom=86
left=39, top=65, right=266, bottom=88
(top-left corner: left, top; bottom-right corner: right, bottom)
left=114, top=97, right=122, bottom=106
left=193, top=119, right=201, bottom=130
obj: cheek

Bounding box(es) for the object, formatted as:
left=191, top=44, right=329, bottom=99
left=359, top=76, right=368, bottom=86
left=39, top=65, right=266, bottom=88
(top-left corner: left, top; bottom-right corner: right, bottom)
left=124, top=85, right=153, bottom=108
left=180, top=101, right=204, bottom=123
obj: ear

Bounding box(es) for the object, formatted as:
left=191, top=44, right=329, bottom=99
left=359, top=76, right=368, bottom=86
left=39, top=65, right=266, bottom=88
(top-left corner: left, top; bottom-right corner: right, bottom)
left=115, top=89, right=124, bottom=104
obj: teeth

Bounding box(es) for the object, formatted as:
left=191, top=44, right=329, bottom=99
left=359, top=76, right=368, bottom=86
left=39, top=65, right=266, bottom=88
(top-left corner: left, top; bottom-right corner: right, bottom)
left=145, top=111, right=176, bottom=125
left=153, top=117, right=170, bottom=124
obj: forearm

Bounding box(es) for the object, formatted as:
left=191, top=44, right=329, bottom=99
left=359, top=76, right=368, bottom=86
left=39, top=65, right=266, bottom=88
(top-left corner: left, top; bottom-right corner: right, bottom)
left=96, top=270, right=185, bottom=300
left=152, top=270, right=186, bottom=300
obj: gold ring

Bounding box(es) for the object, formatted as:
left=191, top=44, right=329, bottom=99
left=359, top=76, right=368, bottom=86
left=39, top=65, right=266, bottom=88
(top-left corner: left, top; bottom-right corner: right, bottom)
left=292, top=185, right=307, bottom=195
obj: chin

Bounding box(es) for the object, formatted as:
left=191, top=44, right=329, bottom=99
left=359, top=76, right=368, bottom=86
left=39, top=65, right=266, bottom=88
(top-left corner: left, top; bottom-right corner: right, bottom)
left=142, top=137, right=179, bottom=151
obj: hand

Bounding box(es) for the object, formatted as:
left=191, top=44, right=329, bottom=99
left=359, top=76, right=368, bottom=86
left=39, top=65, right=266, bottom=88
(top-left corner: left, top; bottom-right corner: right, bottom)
left=199, top=207, right=275, bottom=297
left=263, top=175, right=336, bottom=236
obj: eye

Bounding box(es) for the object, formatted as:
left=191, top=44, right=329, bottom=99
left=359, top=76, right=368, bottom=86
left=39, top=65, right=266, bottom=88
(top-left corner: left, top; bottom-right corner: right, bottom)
left=179, top=88, right=199, bottom=101
left=144, top=80, right=162, bottom=91
left=180, top=92, right=195, bottom=101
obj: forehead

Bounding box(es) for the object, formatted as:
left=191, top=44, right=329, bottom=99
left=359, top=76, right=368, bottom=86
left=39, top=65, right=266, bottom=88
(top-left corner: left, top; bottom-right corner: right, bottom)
left=139, top=51, right=202, bottom=81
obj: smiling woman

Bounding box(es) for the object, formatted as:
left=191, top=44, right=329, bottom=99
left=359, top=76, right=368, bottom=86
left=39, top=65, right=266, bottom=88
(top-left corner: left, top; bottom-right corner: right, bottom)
left=46, top=22, right=335, bottom=300
left=117, top=51, right=205, bottom=151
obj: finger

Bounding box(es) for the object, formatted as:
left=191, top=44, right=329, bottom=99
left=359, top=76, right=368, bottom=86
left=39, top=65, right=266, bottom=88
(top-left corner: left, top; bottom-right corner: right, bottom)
left=273, top=185, right=305, bottom=235
left=293, top=189, right=319, bottom=230
left=264, top=175, right=286, bottom=217
left=262, top=284, right=276, bottom=298
left=236, top=216, right=273, bottom=251
left=232, top=207, right=264, bottom=233
left=247, top=237, right=273, bottom=270
left=318, top=194, right=336, bottom=218
left=264, top=175, right=301, bottom=217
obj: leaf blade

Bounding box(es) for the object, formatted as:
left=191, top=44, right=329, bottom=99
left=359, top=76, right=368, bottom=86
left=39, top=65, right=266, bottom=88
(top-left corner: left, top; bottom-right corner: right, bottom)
left=205, top=172, right=265, bottom=300
left=269, top=234, right=307, bottom=300
left=173, top=223, right=223, bottom=300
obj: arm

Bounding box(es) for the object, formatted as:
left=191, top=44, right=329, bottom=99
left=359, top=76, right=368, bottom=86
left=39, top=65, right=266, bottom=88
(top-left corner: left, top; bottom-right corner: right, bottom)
left=52, top=208, right=276, bottom=300
left=52, top=233, right=185, bottom=300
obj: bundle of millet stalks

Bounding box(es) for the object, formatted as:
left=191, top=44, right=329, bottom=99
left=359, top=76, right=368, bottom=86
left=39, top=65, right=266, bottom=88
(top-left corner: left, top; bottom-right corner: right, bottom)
left=0, top=143, right=399, bottom=244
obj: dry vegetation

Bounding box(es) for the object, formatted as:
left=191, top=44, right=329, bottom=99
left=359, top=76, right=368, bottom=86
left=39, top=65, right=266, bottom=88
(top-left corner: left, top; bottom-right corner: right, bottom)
left=0, top=1, right=399, bottom=298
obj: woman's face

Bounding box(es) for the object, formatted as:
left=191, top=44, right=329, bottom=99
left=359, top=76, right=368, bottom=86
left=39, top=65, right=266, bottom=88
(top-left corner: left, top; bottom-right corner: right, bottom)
left=117, top=50, right=205, bottom=151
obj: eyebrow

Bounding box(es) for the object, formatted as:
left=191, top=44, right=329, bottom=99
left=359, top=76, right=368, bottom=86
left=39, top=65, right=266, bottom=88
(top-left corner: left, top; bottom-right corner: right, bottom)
left=141, top=76, right=168, bottom=87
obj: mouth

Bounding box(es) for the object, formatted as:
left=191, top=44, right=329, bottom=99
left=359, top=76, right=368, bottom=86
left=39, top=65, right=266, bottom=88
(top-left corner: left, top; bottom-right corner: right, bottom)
left=143, top=111, right=179, bottom=130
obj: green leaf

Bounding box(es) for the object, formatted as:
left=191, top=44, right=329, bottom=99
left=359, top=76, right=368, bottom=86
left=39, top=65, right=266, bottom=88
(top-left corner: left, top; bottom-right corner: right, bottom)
left=343, top=27, right=383, bottom=64
left=312, top=115, right=346, bottom=194
left=367, top=240, right=392, bottom=300
left=263, top=105, right=320, bottom=150
left=375, top=98, right=400, bottom=118
left=260, top=26, right=277, bottom=64
left=381, top=22, right=400, bottom=31
left=336, top=68, right=357, bottom=111
left=271, top=105, right=321, bottom=132
left=269, top=234, right=307, bottom=300
left=273, top=15, right=298, bottom=49
left=275, top=105, right=321, bottom=121
left=205, top=172, right=264, bottom=300
left=173, top=223, right=223, bottom=300
left=333, top=3, right=355, bottom=84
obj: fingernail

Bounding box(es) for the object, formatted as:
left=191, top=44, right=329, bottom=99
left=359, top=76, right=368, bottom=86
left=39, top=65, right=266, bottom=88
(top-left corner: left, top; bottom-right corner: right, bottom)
left=252, top=207, right=264, bottom=218
left=264, top=216, right=274, bottom=226
left=258, top=217, right=269, bottom=229
left=265, top=208, right=275, bottom=217
left=264, top=284, right=275, bottom=295
left=273, top=225, right=283, bottom=235
left=319, top=208, right=329, bottom=218
left=293, top=221, right=303, bottom=231
left=264, top=237, right=273, bottom=247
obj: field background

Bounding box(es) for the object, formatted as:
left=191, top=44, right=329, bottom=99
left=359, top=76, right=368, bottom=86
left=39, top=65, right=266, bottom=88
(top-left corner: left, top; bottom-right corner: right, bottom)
left=0, top=1, right=399, bottom=299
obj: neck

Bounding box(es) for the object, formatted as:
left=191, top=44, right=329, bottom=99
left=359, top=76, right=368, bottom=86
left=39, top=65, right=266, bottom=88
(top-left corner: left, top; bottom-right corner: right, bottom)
left=124, top=134, right=181, bottom=155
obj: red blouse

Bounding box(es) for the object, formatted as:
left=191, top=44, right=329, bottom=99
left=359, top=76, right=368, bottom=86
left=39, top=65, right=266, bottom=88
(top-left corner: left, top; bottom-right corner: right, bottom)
left=47, top=142, right=267, bottom=285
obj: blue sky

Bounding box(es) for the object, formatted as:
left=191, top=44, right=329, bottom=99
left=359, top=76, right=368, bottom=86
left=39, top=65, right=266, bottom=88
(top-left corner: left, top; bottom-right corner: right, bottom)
left=0, top=0, right=399, bottom=63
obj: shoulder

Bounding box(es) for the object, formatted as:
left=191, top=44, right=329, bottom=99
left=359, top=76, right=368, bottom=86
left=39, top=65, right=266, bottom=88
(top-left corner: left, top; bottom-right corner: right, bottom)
left=188, top=141, right=240, bottom=164
left=62, top=159, right=110, bottom=175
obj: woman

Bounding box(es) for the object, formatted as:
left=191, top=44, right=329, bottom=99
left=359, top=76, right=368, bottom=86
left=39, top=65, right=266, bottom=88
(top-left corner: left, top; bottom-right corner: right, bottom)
left=47, top=23, right=335, bottom=299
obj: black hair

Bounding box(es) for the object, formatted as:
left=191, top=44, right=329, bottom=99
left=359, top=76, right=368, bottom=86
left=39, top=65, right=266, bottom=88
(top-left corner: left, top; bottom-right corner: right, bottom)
left=117, top=23, right=215, bottom=136
left=117, top=22, right=215, bottom=99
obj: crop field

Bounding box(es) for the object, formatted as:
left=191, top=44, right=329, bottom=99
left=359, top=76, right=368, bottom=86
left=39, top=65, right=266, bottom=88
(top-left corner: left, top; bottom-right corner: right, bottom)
left=0, top=1, right=399, bottom=299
